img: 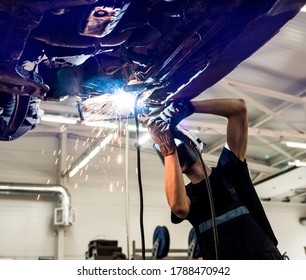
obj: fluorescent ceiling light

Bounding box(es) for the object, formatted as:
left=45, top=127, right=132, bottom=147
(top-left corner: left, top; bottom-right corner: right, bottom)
left=41, top=115, right=78, bottom=124
left=288, top=160, right=306, bottom=167
left=68, top=166, right=80, bottom=177
left=42, top=114, right=148, bottom=132
left=283, top=141, right=306, bottom=149
left=88, top=146, right=101, bottom=159
left=78, top=157, right=90, bottom=169
left=84, top=121, right=119, bottom=129
left=68, top=133, right=113, bottom=178
left=99, top=133, right=114, bottom=147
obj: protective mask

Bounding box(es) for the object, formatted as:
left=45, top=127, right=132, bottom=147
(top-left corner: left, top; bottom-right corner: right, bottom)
left=153, top=138, right=200, bottom=171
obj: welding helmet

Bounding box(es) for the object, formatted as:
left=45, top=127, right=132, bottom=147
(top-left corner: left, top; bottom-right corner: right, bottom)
left=153, top=126, right=204, bottom=171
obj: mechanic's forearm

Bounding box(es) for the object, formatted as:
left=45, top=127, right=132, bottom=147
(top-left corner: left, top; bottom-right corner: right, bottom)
left=191, top=98, right=246, bottom=118
left=191, top=98, right=248, bottom=161
left=164, top=151, right=190, bottom=219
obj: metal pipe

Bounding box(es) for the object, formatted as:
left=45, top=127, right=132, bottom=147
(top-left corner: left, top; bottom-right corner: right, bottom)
left=125, top=122, right=131, bottom=259
left=0, top=183, right=72, bottom=226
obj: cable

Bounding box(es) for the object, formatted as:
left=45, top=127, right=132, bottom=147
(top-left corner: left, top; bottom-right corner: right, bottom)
left=173, top=127, right=220, bottom=259
left=134, top=93, right=146, bottom=260
left=195, top=148, right=220, bottom=260
left=173, top=127, right=219, bottom=259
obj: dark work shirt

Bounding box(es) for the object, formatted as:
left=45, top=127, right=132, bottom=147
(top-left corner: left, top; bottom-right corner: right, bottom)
left=172, top=147, right=281, bottom=260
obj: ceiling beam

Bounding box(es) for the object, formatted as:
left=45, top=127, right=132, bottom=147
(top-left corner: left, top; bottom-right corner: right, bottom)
left=184, top=120, right=306, bottom=140
left=246, top=94, right=306, bottom=162
left=220, top=80, right=306, bottom=134
left=223, top=78, right=306, bottom=104
left=255, top=135, right=293, bottom=159
left=270, top=149, right=306, bottom=167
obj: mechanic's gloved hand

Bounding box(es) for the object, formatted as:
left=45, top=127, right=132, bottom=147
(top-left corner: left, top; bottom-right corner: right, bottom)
left=160, top=99, right=194, bottom=126
left=147, top=117, right=176, bottom=156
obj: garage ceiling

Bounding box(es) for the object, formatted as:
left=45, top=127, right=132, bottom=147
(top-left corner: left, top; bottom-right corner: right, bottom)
left=1, top=2, right=306, bottom=204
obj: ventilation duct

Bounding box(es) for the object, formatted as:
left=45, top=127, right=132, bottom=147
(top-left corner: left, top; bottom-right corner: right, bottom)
left=0, top=183, right=75, bottom=226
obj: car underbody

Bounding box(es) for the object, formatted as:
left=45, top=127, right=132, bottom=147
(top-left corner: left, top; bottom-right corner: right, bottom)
left=0, top=0, right=305, bottom=140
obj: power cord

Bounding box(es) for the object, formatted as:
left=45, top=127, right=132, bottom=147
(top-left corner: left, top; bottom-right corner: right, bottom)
left=134, top=93, right=146, bottom=260
left=195, top=148, right=220, bottom=260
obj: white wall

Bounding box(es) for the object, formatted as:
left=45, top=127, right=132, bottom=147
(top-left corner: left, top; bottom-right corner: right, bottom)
left=261, top=202, right=306, bottom=260
left=0, top=196, right=56, bottom=259
left=0, top=133, right=306, bottom=260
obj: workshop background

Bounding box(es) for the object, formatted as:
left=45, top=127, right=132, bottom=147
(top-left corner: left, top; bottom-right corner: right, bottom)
left=1, top=1, right=306, bottom=260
